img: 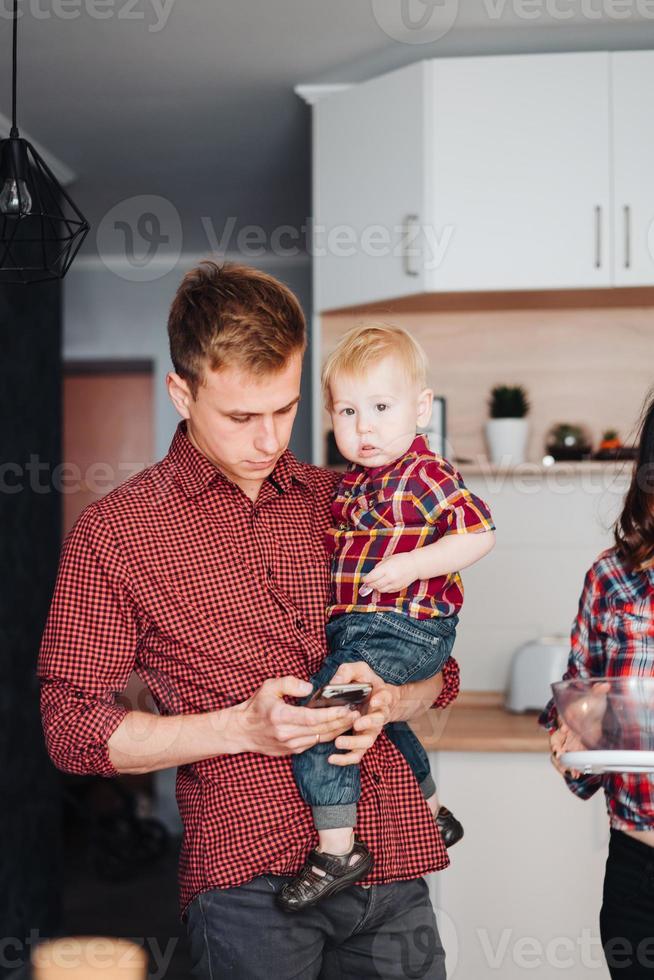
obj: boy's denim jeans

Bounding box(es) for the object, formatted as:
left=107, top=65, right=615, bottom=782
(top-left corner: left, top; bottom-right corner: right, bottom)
left=293, top=610, right=458, bottom=830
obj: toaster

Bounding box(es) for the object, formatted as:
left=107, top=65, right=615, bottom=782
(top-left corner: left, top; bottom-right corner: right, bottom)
left=505, top=636, right=571, bottom=713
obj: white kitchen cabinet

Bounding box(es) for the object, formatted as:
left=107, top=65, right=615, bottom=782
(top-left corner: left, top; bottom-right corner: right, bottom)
left=426, top=751, right=610, bottom=980
left=426, top=54, right=611, bottom=294
left=313, top=62, right=428, bottom=311
left=312, top=53, right=611, bottom=309
left=611, top=51, right=654, bottom=286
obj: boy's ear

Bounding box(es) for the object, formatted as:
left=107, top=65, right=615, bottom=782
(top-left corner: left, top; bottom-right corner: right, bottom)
left=416, top=387, right=433, bottom=428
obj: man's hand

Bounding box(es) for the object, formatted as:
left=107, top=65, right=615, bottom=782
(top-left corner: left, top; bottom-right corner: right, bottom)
left=359, top=553, right=418, bottom=597
left=230, top=676, right=358, bottom=757
left=325, top=661, right=401, bottom=766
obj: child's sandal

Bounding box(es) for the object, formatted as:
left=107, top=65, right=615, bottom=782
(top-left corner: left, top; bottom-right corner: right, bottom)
left=435, top=805, right=464, bottom=848
left=276, top=838, right=373, bottom=912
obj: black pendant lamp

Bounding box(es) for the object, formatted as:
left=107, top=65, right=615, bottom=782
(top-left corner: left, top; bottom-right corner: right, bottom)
left=0, top=0, right=89, bottom=284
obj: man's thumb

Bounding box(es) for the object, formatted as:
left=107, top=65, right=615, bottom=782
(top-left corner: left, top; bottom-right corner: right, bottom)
left=277, top=676, right=313, bottom=698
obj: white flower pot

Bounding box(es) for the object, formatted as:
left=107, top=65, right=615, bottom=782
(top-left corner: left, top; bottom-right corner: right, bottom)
left=485, top=418, right=529, bottom=466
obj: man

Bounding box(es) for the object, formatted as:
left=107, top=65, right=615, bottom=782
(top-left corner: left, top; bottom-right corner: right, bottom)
left=37, top=261, right=459, bottom=979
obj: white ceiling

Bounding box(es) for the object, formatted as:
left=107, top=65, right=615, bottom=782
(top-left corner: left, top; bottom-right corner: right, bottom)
left=3, top=0, right=654, bottom=254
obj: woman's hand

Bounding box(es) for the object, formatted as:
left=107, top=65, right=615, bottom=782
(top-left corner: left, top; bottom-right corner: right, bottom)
left=549, top=723, right=586, bottom=778
left=230, top=676, right=358, bottom=757
left=325, top=661, right=400, bottom=766
left=559, top=681, right=610, bottom=750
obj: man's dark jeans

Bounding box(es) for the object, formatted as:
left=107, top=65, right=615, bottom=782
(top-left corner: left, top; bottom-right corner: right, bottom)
left=292, top=611, right=458, bottom=829
left=186, top=874, right=446, bottom=978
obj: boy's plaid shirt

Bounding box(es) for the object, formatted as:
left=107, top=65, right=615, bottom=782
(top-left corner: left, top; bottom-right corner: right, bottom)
left=540, top=547, right=654, bottom=830
left=326, top=435, right=495, bottom=621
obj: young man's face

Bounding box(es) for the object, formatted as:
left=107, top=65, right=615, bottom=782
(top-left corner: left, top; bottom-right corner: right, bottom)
left=167, top=351, right=303, bottom=498
left=329, top=355, right=432, bottom=469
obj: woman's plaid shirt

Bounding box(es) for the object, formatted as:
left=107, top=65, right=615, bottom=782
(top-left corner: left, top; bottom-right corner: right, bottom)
left=540, top=547, right=654, bottom=830
left=327, top=435, right=495, bottom=621
left=37, top=422, right=460, bottom=921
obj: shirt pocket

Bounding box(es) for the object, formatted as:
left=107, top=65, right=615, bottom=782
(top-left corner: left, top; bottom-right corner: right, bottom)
left=348, top=489, right=396, bottom=530
left=352, top=612, right=455, bottom=685
left=597, top=598, right=654, bottom=671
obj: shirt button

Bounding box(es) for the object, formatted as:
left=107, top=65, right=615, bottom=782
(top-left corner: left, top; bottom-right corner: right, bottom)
left=371, top=772, right=381, bottom=784
left=338, top=523, right=347, bottom=531
left=296, top=619, right=306, bottom=631
left=267, top=567, right=274, bottom=579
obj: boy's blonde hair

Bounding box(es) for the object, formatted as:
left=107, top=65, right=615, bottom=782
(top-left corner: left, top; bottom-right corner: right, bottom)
left=321, top=322, right=428, bottom=409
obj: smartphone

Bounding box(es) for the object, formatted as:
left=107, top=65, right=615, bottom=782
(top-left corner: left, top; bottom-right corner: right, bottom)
left=307, top=682, right=372, bottom=709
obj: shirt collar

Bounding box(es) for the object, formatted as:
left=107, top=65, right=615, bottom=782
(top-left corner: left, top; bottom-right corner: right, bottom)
left=357, top=433, right=431, bottom=482
left=166, top=421, right=311, bottom=498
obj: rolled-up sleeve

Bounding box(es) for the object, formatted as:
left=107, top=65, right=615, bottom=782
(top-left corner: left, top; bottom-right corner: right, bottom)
left=432, top=656, right=459, bottom=709
left=37, top=504, right=140, bottom=777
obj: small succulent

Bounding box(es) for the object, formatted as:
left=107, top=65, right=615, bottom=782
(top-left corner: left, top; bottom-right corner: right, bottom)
left=489, top=385, right=530, bottom=419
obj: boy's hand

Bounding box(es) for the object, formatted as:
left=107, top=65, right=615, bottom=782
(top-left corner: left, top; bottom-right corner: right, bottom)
left=359, top=553, right=418, bottom=596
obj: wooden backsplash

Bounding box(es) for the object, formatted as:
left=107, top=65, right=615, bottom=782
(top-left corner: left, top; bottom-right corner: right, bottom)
left=321, top=300, right=654, bottom=463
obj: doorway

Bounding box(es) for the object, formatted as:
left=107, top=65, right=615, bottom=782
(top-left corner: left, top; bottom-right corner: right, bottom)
left=62, top=359, right=155, bottom=536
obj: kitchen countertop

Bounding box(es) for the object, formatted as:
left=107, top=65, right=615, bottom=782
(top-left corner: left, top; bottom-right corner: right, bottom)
left=457, top=459, right=633, bottom=477
left=413, top=691, right=550, bottom=753
left=327, top=459, right=632, bottom=477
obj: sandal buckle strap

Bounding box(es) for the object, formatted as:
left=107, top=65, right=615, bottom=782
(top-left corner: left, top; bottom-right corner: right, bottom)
left=308, top=848, right=350, bottom=877
left=308, top=841, right=368, bottom=878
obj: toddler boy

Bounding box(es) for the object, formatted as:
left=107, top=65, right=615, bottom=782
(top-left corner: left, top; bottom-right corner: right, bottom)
left=277, top=324, right=495, bottom=912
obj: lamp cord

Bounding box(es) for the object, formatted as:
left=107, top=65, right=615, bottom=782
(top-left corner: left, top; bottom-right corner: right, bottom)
left=10, top=0, right=18, bottom=137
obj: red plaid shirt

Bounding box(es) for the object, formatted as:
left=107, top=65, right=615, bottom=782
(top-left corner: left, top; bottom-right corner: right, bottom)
left=540, top=547, right=654, bottom=830
left=327, top=435, right=495, bottom=621
left=37, top=422, right=460, bottom=921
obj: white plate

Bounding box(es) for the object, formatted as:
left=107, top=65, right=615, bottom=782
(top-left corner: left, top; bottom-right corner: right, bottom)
left=561, top=750, right=654, bottom=774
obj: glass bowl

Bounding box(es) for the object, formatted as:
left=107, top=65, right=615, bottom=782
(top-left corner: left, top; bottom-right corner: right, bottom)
left=552, top=676, right=654, bottom=752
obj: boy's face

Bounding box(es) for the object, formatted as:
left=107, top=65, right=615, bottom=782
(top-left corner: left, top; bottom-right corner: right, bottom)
left=167, top=350, right=302, bottom=497
left=329, top=355, right=433, bottom=469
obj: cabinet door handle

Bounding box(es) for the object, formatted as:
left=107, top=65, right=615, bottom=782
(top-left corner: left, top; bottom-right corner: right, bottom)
left=594, top=205, right=602, bottom=269
left=624, top=205, right=631, bottom=269
left=403, top=214, right=420, bottom=277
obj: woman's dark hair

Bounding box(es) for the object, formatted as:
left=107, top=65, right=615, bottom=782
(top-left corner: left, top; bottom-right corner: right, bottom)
left=615, top=392, right=654, bottom=570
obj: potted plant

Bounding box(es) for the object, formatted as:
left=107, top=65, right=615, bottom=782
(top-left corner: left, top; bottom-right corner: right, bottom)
left=546, top=423, right=592, bottom=462
left=486, top=384, right=530, bottom=466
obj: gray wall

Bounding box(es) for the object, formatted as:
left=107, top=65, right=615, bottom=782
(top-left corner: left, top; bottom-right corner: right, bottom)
left=63, top=255, right=313, bottom=462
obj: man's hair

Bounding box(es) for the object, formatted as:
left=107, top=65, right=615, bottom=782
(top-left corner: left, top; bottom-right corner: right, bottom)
left=321, top=322, right=428, bottom=409
left=168, top=261, right=306, bottom=398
